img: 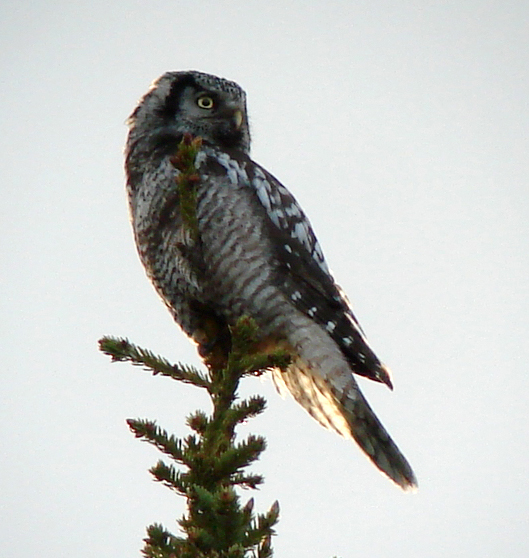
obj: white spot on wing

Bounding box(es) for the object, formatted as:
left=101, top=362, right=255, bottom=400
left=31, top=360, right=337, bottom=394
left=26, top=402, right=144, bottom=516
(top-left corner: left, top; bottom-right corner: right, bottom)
left=227, top=168, right=238, bottom=183
left=250, top=163, right=332, bottom=277
left=346, top=313, right=368, bottom=342
left=292, top=222, right=310, bottom=248
left=285, top=204, right=301, bottom=218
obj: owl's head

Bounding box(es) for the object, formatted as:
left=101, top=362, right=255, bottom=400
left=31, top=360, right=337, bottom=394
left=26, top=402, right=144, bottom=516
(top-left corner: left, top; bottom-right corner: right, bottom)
left=127, top=71, right=251, bottom=154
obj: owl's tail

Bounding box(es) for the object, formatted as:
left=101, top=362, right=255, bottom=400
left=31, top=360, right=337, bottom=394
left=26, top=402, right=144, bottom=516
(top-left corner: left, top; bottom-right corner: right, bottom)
left=272, top=352, right=417, bottom=491
left=342, top=389, right=417, bottom=491
left=270, top=313, right=417, bottom=490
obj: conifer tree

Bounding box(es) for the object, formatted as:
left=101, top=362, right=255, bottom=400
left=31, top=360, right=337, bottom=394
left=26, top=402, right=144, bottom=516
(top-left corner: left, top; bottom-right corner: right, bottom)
left=99, top=317, right=289, bottom=557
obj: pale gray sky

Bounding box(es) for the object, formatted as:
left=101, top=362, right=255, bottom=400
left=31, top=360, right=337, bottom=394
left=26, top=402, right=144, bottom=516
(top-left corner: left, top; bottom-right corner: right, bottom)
left=1, top=1, right=528, bottom=557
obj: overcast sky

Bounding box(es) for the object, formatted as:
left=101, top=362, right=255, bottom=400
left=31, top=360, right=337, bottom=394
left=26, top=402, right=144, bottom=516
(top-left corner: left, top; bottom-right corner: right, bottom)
left=2, top=1, right=528, bottom=557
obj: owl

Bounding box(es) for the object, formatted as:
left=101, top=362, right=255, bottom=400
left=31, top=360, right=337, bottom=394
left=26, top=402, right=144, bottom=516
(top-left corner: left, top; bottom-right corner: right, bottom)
left=125, top=71, right=417, bottom=490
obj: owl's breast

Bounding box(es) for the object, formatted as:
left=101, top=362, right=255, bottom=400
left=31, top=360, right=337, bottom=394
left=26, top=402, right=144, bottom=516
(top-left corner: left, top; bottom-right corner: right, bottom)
left=130, top=157, right=206, bottom=305
left=192, top=149, right=289, bottom=331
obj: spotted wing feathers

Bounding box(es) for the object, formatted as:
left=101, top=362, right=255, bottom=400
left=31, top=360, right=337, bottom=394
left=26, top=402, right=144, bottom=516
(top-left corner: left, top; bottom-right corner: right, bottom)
left=247, top=162, right=393, bottom=388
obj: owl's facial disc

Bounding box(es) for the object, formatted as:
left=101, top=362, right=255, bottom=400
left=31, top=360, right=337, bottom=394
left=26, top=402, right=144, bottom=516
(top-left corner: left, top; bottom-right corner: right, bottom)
left=193, top=91, right=244, bottom=132
left=149, top=73, right=251, bottom=152
left=193, top=95, right=246, bottom=149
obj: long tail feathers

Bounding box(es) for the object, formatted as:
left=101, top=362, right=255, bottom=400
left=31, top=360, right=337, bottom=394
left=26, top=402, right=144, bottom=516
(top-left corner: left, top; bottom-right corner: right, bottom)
left=272, top=364, right=417, bottom=491
left=345, top=392, right=417, bottom=491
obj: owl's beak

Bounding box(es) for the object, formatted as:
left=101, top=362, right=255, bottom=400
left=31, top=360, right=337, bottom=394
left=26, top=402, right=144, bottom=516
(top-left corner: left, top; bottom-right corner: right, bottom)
left=233, top=109, right=244, bottom=130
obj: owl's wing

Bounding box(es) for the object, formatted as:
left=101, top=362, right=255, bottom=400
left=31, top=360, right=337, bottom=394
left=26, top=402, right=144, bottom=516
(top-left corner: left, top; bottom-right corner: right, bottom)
left=243, top=159, right=393, bottom=389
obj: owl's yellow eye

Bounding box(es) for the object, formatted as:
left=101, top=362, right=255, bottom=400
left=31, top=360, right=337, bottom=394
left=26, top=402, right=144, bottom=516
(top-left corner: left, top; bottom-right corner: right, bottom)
left=197, top=96, right=215, bottom=109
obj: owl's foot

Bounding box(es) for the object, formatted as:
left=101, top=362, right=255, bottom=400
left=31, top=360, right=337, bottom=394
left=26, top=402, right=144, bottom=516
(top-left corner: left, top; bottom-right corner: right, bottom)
left=193, top=317, right=232, bottom=370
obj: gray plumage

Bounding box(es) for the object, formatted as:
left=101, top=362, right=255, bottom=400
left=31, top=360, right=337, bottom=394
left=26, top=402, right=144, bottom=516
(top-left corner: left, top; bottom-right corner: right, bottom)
left=125, top=70, right=417, bottom=490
